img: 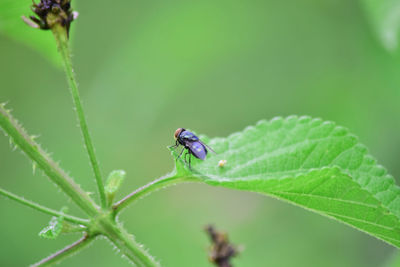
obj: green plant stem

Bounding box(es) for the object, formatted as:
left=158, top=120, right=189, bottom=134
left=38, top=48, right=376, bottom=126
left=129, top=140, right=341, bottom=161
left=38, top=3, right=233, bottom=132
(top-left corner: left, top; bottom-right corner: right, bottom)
left=31, top=234, right=93, bottom=267
left=51, top=24, right=107, bottom=209
left=0, top=187, right=89, bottom=226
left=0, top=106, right=99, bottom=217
left=99, top=219, right=160, bottom=267
left=112, top=173, right=196, bottom=213
left=109, top=228, right=159, bottom=267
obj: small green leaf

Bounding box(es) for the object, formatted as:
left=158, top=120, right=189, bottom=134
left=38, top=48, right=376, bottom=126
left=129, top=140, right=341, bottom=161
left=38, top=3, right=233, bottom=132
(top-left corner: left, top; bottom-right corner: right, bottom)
left=174, top=116, right=400, bottom=248
left=39, top=216, right=64, bottom=239
left=0, top=0, right=61, bottom=65
left=39, top=207, right=67, bottom=239
left=105, top=170, right=126, bottom=204
left=361, top=0, right=400, bottom=51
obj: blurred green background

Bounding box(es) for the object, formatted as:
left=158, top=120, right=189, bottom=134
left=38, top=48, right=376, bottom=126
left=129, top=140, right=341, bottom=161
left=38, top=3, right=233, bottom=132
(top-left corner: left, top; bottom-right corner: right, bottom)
left=1, top=0, right=400, bottom=266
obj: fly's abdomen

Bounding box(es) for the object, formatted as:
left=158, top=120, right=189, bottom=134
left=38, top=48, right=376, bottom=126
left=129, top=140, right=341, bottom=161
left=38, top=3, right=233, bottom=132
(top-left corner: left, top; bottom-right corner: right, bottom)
left=188, top=141, right=207, bottom=160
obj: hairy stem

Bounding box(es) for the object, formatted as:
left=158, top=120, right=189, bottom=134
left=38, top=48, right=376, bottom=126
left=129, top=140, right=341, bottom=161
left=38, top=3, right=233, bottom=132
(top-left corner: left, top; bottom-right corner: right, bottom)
left=51, top=24, right=107, bottom=209
left=31, top=234, right=94, bottom=267
left=113, top=173, right=195, bottom=213
left=0, top=187, right=89, bottom=226
left=0, top=106, right=99, bottom=216
left=99, top=219, right=160, bottom=267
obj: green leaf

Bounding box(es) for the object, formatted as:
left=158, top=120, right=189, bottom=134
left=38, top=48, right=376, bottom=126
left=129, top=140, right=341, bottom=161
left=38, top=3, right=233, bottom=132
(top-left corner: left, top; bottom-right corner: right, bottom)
left=174, top=116, right=400, bottom=248
left=39, top=208, right=67, bottom=239
left=0, top=0, right=60, bottom=65
left=105, top=170, right=126, bottom=204
left=361, top=0, right=400, bottom=51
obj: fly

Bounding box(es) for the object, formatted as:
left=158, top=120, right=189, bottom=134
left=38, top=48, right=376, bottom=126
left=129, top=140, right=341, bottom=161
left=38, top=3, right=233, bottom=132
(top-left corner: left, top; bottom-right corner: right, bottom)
left=170, top=128, right=215, bottom=168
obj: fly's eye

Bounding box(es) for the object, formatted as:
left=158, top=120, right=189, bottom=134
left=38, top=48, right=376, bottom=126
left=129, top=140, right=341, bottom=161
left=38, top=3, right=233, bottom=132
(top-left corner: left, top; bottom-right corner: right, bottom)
left=174, top=128, right=183, bottom=139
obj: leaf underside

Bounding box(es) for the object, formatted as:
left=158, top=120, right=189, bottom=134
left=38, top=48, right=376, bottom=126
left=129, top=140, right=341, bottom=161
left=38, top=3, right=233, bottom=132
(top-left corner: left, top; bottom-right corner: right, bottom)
left=176, top=116, right=400, bottom=247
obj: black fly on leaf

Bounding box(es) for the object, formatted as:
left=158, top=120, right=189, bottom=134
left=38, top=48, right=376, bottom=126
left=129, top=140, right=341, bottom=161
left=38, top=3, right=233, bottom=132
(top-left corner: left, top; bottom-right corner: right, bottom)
left=170, top=128, right=215, bottom=169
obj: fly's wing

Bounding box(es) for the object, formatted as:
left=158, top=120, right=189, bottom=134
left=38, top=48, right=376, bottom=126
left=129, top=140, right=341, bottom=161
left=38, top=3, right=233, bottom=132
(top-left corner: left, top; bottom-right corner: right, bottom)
left=199, top=140, right=216, bottom=154
left=181, top=130, right=199, bottom=141
left=187, top=141, right=207, bottom=160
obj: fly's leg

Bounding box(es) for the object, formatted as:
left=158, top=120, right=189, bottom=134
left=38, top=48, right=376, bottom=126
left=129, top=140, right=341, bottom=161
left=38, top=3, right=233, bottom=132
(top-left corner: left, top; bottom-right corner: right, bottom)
left=168, top=140, right=179, bottom=149
left=188, top=151, right=192, bottom=169
left=177, top=147, right=185, bottom=159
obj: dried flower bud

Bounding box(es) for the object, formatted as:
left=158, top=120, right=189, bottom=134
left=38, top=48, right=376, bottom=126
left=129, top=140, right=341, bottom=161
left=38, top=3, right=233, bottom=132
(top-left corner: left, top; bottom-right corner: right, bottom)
left=22, top=0, right=78, bottom=37
left=205, top=225, right=240, bottom=267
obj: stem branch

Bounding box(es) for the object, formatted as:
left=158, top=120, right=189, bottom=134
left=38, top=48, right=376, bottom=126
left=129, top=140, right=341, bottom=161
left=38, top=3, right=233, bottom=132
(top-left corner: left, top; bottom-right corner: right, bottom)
left=0, top=106, right=99, bottom=216
left=31, top=234, right=93, bottom=267
left=51, top=25, right=107, bottom=209
left=0, top=187, right=89, bottom=226
left=113, top=173, right=195, bottom=213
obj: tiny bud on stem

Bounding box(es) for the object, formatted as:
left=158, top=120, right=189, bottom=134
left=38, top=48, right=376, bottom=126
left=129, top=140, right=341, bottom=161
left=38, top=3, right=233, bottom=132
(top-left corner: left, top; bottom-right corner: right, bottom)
left=22, top=0, right=77, bottom=38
